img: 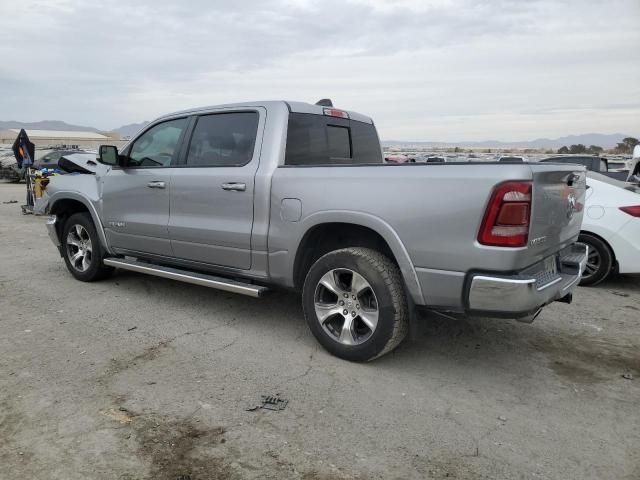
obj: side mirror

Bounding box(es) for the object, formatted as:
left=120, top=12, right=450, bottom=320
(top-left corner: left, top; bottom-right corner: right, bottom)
left=98, top=145, right=123, bottom=166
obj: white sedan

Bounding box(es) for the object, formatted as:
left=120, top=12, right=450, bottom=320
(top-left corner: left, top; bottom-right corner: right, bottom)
left=579, top=173, right=640, bottom=285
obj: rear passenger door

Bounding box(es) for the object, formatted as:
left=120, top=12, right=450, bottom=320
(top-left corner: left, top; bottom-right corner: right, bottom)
left=168, top=109, right=265, bottom=270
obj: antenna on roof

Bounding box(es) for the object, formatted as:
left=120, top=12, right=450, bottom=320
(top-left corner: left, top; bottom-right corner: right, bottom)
left=315, top=99, right=333, bottom=107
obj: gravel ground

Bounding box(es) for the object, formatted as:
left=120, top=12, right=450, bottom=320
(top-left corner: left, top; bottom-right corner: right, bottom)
left=1, top=182, right=639, bottom=480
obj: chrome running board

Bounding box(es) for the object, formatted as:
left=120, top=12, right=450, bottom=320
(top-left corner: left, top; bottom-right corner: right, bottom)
left=103, top=258, right=268, bottom=298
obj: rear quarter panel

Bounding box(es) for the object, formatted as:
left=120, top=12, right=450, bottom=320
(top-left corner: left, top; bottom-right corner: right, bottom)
left=268, top=164, right=553, bottom=294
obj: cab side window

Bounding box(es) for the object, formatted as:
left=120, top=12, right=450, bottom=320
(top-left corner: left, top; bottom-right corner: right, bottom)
left=128, top=118, right=187, bottom=167
left=186, top=112, right=259, bottom=167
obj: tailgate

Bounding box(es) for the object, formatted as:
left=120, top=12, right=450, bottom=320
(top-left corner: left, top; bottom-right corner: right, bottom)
left=528, top=163, right=586, bottom=259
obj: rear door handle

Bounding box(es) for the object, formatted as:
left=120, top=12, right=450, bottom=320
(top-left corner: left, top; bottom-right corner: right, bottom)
left=147, top=181, right=166, bottom=189
left=221, top=182, right=246, bottom=192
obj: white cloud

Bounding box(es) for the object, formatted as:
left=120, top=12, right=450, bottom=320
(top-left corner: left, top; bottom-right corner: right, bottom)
left=0, top=0, right=638, bottom=140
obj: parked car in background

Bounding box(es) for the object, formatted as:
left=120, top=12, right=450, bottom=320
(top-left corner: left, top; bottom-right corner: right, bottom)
left=36, top=99, right=587, bottom=361
left=35, top=149, right=89, bottom=170
left=0, top=147, right=92, bottom=182
left=539, top=155, right=637, bottom=183
left=0, top=147, right=25, bottom=182
left=629, top=145, right=640, bottom=182
left=579, top=173, right=640, bottom=285
left=384, top=154, right=415, bottom=163
left=426, top=156, right=445, bottom=163
left=540, top=155, right=608, bottom=172
left=498, top=156, right=526, bottom=163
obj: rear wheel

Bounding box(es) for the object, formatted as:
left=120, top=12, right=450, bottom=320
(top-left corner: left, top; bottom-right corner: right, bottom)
left=302, top=247, right=408, bottom=361
left=578, top=233, right=613, bottom=286
left=62, top=212, right=114, bottom=282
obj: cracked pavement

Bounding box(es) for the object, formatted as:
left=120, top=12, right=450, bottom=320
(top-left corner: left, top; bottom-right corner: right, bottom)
left=1, top=182, right=639, bottom=479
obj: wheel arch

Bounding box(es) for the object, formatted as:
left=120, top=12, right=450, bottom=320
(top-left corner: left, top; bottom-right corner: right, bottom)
left=580, top=230, right=616, bottom=260
left=290, top=212, right=424, bottom=305
left=579, top=229, right=618, bottom=271
left=49, top=192, right=111, bottom=254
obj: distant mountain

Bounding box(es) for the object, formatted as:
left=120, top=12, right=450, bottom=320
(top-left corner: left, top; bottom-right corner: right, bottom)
left=0, top=120, right=102, bottom=133
left=383, top=133, right=633, bottom=149
left=115, top=122, right=148, bottom=138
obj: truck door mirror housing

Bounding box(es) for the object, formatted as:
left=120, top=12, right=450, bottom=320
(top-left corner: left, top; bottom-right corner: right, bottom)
left=98, top=145, right=125, bottom=167
left=98, top=145, right=119, bottom=166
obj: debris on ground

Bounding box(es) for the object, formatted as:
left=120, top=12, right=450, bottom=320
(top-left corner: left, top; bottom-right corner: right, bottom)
left=498, top=415, right=507, bottom=422
left=99, top=408, right=132, bottom=424
left=2, top=200, right=18, bottom=204
left=246, top=394, right=288, bottom=412
left=127, top=326, right=137, bottom=331
left=621, top=373, right=633, bottom=380
left=611, top=291, right=630, bottom=297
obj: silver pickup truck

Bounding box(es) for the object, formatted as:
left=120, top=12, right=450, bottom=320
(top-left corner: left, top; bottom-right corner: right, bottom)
left=37, top=100, right=588, bottom=361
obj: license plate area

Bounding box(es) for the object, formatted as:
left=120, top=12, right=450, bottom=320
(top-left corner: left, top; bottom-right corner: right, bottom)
left=521, top=254, right=561, bottom=290
left=543, top=255, right=558, bottom=275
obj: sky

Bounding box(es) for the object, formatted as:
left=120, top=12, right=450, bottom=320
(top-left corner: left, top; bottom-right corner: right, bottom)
left=0, top=0, right=638, bottom=142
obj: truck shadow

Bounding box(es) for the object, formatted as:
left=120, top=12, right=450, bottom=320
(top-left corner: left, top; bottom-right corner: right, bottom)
left=107, top=270, right=639, bottom=386
left=595, top=273, right=640, bottom=292
left=385, top=305, right=639, bottom=385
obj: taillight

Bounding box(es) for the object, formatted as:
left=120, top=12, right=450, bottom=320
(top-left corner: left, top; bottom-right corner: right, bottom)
left=478, top=181, right=532, bottom=247
left=619, top=206, right=640, bottom=217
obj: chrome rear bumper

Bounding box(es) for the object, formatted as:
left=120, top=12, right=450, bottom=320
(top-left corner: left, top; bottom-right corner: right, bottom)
left=466, top=243, right=588, bottom=319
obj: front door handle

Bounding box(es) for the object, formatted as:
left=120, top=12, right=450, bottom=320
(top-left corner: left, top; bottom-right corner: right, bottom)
left=147, top=181, right=166, bottom=189
left=221, top=182, right=246, bottom=192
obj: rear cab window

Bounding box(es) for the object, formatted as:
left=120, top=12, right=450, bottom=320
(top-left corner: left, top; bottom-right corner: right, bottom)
left=285, top=113, right=382, bottom=166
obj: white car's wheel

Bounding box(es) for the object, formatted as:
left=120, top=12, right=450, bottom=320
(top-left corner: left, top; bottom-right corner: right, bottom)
left=579, top=233, right=614, bottom=286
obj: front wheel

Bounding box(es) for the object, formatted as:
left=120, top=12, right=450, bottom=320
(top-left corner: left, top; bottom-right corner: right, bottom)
left=62, top=212, right=114, bottom=282
left=302, top=247, right=409, bottom=362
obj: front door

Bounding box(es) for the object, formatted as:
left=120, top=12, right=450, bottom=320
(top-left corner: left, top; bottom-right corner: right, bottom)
left=168, top=110, right=264, bottom=270
left=101, top=117, right=188, bottom=256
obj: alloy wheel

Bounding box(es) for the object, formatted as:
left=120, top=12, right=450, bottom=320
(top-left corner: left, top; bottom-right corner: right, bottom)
left=66, top=224, right=93, bottom=272
left=314, top=268, right=379, bottom=346
left=583, top=246, right=601, bottom=281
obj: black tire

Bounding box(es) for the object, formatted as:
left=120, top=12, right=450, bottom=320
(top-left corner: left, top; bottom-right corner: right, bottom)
left=302, top=247, right=409, bottom=362
left=62, top=212, right=114, bottom=282
left=579, top=233, right=613, bottom=286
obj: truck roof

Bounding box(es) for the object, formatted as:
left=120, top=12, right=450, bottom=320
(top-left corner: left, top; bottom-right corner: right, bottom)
left=155, top=100, right=374, bottom=125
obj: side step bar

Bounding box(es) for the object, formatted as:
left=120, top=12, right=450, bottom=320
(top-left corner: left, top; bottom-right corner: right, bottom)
left=103, top=258, right=269, bottom=298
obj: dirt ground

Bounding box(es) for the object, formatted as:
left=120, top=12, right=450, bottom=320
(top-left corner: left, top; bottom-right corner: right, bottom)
left=1, top=182, right=639, bottom=480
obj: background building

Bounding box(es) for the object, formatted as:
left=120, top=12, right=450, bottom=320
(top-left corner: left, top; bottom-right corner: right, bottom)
left=0, top=129, right=123, bottom=149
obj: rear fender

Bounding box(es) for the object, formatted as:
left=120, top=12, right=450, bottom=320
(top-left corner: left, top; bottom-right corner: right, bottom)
left=294, top=211, right=425, bottom=305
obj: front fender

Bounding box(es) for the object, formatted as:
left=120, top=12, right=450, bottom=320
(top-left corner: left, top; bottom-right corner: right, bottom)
left=46, top=190, right=112, bottom=255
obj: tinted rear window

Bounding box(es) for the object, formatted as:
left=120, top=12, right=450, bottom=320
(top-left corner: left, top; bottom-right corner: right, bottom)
left=327, top=125, right=351, bottom=158
left=285, top=113, right=382, bottom=166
